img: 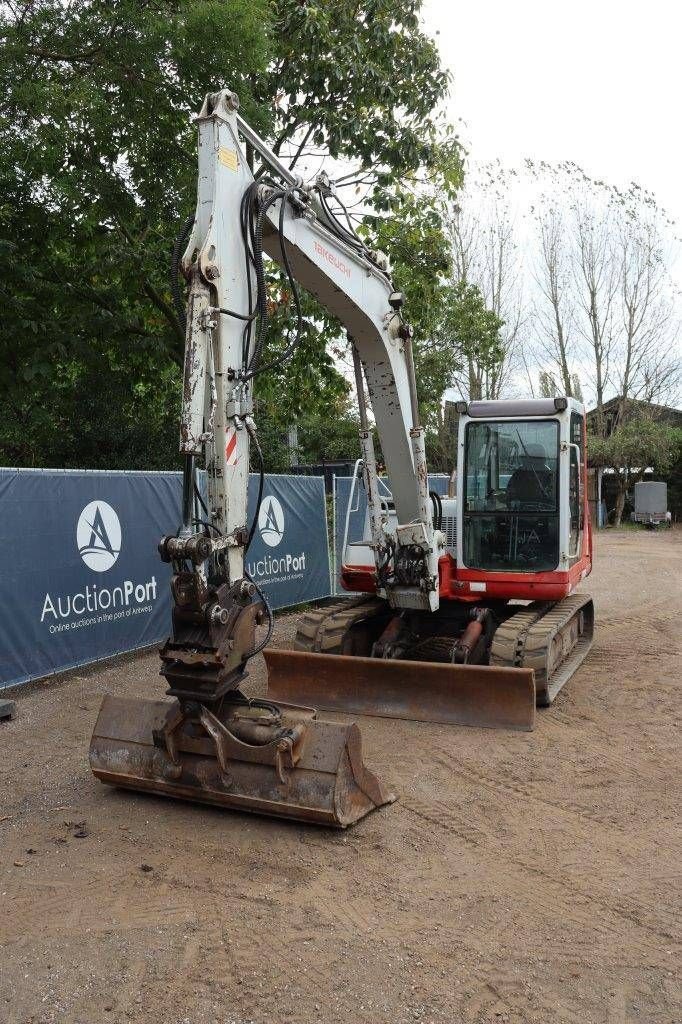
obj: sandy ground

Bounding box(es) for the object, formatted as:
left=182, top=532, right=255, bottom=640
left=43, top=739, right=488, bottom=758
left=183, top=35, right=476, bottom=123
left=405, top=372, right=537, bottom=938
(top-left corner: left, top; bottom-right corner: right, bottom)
left=0, top=529, right=680, bottom=1024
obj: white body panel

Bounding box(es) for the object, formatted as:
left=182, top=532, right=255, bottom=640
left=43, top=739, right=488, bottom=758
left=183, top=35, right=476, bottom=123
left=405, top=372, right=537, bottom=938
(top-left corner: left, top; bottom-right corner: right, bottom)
left=342, top=484, right=456, bottom=571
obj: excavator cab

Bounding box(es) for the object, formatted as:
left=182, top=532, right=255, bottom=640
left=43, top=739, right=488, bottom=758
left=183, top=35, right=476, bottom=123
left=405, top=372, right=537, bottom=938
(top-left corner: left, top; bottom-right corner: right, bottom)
left=455, top=399, right=591, bottom=592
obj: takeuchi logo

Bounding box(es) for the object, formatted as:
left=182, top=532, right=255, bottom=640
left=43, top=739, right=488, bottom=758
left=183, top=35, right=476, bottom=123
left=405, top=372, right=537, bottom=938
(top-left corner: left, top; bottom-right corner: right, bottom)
left=258, top=496, right=284, bottom=547
left=76, top=500, right=122, bottom=572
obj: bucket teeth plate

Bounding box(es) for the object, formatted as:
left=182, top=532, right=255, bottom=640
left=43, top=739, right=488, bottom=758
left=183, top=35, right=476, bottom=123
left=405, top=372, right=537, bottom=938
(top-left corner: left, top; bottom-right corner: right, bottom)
left=265, top=650, right=536, bottom=732
left=89, top=696, right=395, bottom=828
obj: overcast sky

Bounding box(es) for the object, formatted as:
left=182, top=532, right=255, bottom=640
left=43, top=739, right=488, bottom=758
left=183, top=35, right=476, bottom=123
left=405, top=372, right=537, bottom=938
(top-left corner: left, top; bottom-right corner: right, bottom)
left=422, top=0, right=682, bottom=224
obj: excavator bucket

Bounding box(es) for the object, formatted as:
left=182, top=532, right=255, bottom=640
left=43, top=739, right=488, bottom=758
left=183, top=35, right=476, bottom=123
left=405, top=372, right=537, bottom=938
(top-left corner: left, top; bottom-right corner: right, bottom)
left=89, top=695, right=395, bottom=828
left=265, top=650, right=537, bottom=732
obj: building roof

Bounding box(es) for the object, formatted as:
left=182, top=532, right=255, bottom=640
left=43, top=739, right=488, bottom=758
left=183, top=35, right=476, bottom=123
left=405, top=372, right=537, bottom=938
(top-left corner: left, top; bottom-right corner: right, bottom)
left=587, top=397, right=682, bottom=431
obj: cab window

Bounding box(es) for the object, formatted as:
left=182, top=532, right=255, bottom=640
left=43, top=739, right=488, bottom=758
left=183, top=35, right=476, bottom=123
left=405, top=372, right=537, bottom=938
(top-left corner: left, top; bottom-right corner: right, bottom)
left=463, top=420, right=560, bottom=572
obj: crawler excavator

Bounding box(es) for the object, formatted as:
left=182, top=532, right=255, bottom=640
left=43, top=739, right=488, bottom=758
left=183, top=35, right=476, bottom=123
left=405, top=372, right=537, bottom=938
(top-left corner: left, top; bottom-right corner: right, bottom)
left=89, top=90, right=594, bottom=827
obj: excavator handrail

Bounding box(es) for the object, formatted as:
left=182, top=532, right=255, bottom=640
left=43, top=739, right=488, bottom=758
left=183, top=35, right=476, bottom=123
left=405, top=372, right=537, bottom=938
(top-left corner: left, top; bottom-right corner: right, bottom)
left=340, top=459, right=364, bottom=566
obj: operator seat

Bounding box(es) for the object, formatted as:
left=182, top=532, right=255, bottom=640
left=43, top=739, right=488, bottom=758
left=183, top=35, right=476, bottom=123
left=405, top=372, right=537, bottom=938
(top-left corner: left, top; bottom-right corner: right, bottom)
left=506, top=443, right=554, bottom=507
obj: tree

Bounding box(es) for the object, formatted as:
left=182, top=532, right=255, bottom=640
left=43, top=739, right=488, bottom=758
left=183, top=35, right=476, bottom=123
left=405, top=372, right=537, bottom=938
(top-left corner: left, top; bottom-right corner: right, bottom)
left=573, top=199, right=617, bottom=422
left=442, top=281, right=504, bottom=402
left=367, top=184, right=507, bottom=471
left=0, top=0, right=462, bottom=469
left=538, top=370, right=583, bottom=401
left=588, top=417, right=682, bottom=526
left=254, top=0, right=463, bottom=467
left=614, top=213, right=679, bottom=416
left=368, top=186, right=457, bottom=421
left=532, top=204, right=578, bottom=397
left=0, top=1, right=272, bottom=467
left=422, top=281, right=504, bottom=470
left=449, top=167, right=524, bottom=400
left=297, top=407, right=363, bottom=464
left=528, top=163, right=680, bottom=423
left=266, top=2, right=461, bottom=200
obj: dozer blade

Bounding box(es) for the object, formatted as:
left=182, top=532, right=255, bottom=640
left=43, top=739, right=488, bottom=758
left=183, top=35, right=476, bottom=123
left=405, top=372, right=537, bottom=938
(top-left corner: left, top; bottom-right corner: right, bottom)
left=89, top=696, right=395, bottom=828
left=265, top=650, right=536, bottom=732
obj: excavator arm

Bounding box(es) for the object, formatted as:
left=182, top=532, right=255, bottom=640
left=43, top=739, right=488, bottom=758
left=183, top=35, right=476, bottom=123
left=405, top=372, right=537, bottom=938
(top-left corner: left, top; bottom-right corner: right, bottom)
left=178, top=89, right=441, bottom=624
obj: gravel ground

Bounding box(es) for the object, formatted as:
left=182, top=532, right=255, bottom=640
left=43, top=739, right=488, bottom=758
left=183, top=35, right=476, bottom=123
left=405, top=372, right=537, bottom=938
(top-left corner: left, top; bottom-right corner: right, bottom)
left=0, top=528, right=680, bottom=1024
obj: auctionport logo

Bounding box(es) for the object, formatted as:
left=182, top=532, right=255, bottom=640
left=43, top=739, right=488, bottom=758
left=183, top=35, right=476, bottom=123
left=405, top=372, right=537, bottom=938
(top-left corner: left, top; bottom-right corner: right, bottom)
left=39, top=497, right=157, bottom=632
left=77, top=501, right=121, bottom=572
left=258, top=496, right=284, bottom=548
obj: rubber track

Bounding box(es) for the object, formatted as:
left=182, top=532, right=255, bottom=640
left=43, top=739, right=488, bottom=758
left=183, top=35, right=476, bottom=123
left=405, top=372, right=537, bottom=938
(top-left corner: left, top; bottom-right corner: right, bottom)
left=490, top=594, right=594, bottom=706
left=293, top=597, right=386, bottom=654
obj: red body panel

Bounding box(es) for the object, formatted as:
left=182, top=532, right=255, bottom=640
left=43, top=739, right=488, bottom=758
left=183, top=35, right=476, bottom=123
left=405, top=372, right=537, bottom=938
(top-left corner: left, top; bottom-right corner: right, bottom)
left=340, top=567, right=378, bottom=594
left=341, top=552, right=590, bottom=603
left=441, top=553, right=589, bottom=602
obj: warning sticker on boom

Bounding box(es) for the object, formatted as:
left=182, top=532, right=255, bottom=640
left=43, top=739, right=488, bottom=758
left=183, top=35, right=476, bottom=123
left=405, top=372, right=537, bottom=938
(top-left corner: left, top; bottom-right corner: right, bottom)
left=219, top=146, right=239, bottom=172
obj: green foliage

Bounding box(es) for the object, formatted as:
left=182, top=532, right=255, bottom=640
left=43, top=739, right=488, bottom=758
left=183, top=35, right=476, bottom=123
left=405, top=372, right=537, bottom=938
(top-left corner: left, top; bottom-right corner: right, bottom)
left=0, top=0, right=271, bottom=467
left=369, top=188, right=455, bottom=425
left=0, top=341, right=182, bottom=469
left=268, top=0, right=457, bottom=187
left=588, top=419, right=681, bottom=477
left=588, top=418, right=682, bottom=524
left=422, top=282, right=504, bottom=469
left=252, top=379, right=366, bottom=473
left=252, top=283, right=352, bottom=456
left=443, top=282, right=505, bottom=388
left=0, top=0, right=463, bottom=470
left=368, top=190, right=505, bottom=470
left=297, top=409, right=362, bottom=464
left=259, top=1, right=464, bottom=464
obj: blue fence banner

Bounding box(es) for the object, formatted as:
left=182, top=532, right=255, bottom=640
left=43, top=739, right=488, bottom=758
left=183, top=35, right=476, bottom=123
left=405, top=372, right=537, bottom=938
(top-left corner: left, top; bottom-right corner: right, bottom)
left=0, top=469, right=330, bottom=689
left=0, top=468, right=178, bottom=690
left=332, top=473, right=449, bottom=591
left=245, top=474, right=331, bottom=610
